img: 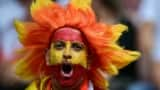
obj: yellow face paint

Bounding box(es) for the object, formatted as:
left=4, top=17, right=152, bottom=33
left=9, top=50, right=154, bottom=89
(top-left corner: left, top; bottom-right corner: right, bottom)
left=47, top=41, right=87, bottom=68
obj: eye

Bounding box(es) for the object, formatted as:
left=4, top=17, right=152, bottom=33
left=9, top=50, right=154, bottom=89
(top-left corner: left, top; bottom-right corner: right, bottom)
left=54, top=41, right=65, bottom=50
left=72, top=42, right=84, bottom=51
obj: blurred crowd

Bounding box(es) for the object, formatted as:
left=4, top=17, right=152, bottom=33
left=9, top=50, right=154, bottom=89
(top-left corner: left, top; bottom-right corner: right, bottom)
left=0, top=0, right=159, bottom=90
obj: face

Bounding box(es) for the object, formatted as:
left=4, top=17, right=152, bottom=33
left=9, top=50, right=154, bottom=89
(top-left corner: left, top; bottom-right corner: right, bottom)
left=46, top=27, right=88, bottom=87
left=49, top=41, right=87, bottom=68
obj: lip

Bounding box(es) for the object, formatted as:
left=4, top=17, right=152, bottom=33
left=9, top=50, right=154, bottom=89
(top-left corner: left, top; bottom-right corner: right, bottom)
left=61, top=63, right=73, bottom=78
left=50, top=64, right=86, bottom=87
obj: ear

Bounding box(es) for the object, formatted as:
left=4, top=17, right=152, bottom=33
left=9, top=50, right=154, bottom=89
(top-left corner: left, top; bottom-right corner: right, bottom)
left=45, top=49, right=51, bottom=66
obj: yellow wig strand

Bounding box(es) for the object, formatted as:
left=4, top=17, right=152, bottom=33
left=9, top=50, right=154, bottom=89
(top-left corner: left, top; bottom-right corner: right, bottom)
left=15, top=0, right=140, bottom=89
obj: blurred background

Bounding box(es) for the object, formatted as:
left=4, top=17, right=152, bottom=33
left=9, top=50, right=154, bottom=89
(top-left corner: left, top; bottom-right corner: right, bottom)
left=0, top=0, right=159, bottom=90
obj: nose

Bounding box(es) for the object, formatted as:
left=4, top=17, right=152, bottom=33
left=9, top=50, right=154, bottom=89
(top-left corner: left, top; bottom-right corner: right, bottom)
left=63, top=41, right=72, bottom=60
left=63, top=54, right=72, bottom=59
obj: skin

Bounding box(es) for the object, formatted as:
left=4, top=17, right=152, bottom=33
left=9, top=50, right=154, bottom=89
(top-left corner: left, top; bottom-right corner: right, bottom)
left=52, top=77, right=84, bottom=90
left=46, top=40, right=88, bottom=90
left=47, top=40, right=88, bottom=70
left=138, top=22, right=160, bottom=89
left=137, top=22, right=154, bottom=80
left=43, top=28, right=88, bottom=90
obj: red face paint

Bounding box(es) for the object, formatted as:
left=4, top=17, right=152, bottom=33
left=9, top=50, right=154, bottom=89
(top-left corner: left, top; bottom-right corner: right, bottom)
left=52, top=27, right=84, bottom=43
left=47, top=27, right=87, bottom=88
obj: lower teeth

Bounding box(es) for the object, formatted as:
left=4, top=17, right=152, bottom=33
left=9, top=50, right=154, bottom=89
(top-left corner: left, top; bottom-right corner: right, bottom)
left=61, top=64, right=73, bottom=77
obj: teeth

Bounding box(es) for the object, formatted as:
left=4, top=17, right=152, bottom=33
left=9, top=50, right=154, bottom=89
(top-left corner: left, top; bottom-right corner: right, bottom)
left=61, top=69, right=73, bottom=77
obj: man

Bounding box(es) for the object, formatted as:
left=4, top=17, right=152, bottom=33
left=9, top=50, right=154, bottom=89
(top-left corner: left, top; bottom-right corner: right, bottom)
left=137, top=0, right=160, bottom=89
left=0, top=0, right=30, bottom=90
left=15, top=0, right=140, bottom=90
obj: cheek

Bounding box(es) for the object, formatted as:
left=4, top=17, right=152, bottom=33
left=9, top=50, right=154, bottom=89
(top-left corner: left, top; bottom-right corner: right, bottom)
left=71, top=51, right=87, bottom=68
left=49, top=49, right=63, bottom=64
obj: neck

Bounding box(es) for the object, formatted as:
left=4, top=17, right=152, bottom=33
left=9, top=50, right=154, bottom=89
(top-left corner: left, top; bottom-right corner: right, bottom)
left=47, top=77, right=89, bottom=90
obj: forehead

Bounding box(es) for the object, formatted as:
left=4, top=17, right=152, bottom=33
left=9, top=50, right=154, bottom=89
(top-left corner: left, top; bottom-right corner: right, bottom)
left=52, top=27, right=84, bottom=43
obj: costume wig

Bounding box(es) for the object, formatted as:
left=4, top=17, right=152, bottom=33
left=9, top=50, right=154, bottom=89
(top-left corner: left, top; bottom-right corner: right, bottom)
left=15, top=0, right=140, bottom=89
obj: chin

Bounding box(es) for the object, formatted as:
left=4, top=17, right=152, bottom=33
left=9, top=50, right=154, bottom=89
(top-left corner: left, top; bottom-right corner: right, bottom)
left=46, top=63, right=87, bottom=88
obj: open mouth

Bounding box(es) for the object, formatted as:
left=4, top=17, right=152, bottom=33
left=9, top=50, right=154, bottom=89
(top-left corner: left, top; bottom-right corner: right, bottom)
left=61, top=63, right=73, bottom=78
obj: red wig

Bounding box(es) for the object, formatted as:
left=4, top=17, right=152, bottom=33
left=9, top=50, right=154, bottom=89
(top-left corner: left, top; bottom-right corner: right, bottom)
left=15, top=0, right=140, bottom=89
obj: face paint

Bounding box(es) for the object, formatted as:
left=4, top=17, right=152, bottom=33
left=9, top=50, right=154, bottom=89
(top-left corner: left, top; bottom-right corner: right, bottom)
left=49, top=41, right=87, bottom=68
left=46, top=27, right=88, bottom=87
left=52, top=27, right=84, bottom=43
left=47, top=27, right=87, bottom=68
